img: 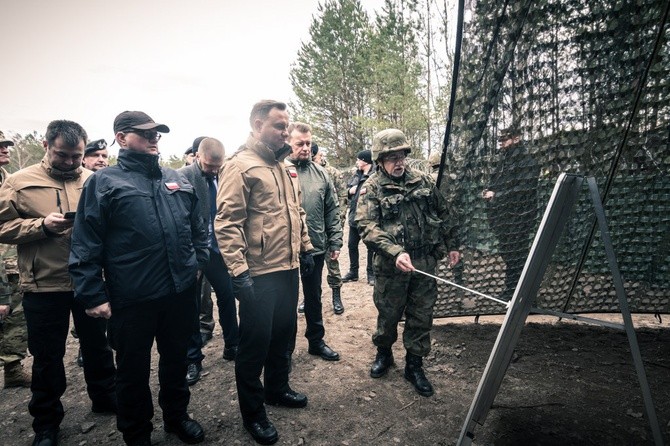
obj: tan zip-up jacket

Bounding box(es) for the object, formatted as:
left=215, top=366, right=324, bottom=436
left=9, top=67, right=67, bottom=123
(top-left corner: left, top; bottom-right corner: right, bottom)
left=215, top=135, right=313, bottom=277
left=0, top=157, right=91, bottom=292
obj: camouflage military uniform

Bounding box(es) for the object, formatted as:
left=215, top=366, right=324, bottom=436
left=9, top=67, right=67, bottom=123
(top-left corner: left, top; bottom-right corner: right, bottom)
left=356, top=166, right=457, bottom=356
left=321, top=160, right=347, bottom=289
left=0, top=243, right=25, bottom=366
left=0, top=164, right=28, bottom=380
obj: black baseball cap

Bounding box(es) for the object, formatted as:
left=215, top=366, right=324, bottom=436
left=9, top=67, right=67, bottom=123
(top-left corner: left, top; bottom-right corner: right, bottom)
left=191, top=136, right=208, bottom=154
left=113, top=111, right=170, bottom=133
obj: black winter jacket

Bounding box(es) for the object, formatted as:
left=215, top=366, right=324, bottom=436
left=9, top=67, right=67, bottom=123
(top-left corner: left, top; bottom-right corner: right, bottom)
left=69, top=149, right=209, bottom=310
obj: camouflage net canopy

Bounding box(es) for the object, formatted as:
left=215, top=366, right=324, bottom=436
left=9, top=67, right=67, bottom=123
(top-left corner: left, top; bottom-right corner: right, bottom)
left=433, top=0, right=670, bottom=317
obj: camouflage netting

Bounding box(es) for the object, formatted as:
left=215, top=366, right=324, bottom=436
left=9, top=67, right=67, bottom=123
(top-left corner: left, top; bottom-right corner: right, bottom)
left=433, top=0, right=670, bottom=317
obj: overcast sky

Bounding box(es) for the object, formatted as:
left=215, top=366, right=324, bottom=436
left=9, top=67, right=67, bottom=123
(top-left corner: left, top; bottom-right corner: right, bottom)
left=1, top=0, right=385, bottom=159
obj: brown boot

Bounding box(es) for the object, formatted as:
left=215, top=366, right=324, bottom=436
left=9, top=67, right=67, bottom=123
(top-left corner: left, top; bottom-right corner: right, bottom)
left=4, top=361, right=31, bottom=388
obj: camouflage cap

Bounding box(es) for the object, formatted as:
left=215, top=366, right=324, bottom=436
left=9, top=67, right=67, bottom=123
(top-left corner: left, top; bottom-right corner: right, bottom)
left=372, top=128, right=411, bottom=162
left=0, top=131, right=14, bottom=147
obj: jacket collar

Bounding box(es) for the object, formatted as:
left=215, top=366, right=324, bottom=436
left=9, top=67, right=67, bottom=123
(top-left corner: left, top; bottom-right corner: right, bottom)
left=41, top=155, right=83, bottom=181
left=117, top=149, right=162, bottom=178
left=246, top=135, right=291, bottom=164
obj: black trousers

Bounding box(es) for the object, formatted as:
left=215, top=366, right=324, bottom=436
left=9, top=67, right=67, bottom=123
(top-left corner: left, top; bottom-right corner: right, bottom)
left=22, top=291, right=115, bottom=433
left=108, top=284, right=196, bottom=444
left=211, top=255, right=239, bottom=348
left=235, top=269, right=298, bottom=423
left=347, top=225, right=373, bottom=276
left=187, top=251, right=239, bottom=363
left=288, top=254, right=326, bottom=353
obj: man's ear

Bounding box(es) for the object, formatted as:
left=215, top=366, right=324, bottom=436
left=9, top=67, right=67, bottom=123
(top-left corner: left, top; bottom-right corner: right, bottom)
left=252, top=118, right=263, bottom=134
left=42, top=140, right=48, bottom=151
left=115, top=132, right=126, bottom=147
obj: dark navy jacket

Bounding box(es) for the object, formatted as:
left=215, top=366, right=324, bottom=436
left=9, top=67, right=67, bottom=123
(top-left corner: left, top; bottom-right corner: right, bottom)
left=69, top=149, right=209, bottom=310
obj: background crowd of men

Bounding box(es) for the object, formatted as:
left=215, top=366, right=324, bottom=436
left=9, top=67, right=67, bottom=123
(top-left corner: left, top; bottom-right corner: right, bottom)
left=0, top=99, right=465, bottom=446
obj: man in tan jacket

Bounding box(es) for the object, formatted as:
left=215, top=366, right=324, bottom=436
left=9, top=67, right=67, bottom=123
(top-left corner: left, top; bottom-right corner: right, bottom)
left=216, top=100, right=313, bottom=446
left=0, top=120, right=116, bottom=446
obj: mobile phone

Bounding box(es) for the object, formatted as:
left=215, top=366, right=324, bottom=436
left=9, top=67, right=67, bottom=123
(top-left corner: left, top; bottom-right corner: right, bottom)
left=64, top=212, right=76, bottom=219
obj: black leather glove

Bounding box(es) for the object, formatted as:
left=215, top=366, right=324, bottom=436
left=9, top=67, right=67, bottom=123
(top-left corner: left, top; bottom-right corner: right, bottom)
left=232, top=270, right=255, bottom=301
left=299, top=251, right=315, bottom=276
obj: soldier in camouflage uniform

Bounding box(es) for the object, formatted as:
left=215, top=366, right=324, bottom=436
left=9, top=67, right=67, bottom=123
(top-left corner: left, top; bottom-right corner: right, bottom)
left=311, top=143, right=348, bottom=314
left=0, top=131, right=31, bottom=388
left=356, top=129, right=460, bottom=397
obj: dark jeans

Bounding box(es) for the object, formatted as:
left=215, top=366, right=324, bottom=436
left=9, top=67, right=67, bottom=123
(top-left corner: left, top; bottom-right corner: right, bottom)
left=22, top=291, right=115, bottom=433
left=288, top=254, right=326, bottom=353
left=235, top=269, right=298, bottom=423
left=108, top=284, right=196, bottom=444
left=187, top=251, right=239, bottom=363
left=347, top=225, right=373, bottom=276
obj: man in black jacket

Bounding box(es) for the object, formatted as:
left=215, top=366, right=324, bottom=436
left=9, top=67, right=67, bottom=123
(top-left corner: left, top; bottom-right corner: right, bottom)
left=178, top=137, right=239, bottom=386
left=69, top=111, right=209, bottom=446
left=343, top=150, right=375, bottom=285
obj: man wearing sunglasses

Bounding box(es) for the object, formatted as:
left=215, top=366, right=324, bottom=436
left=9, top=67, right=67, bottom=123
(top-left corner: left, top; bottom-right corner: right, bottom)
left=69, top=111, right=209, bottom=446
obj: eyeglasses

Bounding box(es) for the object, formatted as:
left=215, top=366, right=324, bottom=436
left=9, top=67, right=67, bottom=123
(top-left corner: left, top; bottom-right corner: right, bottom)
left=384, top=153, right=406, bottom=164
left=126, top=129, right=161, bottom=142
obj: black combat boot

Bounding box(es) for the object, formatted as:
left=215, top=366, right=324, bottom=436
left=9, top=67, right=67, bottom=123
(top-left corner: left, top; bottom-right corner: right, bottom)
left=342, top=270, right=359, bottom=282
left=404, top=353, right=434, bottom=397
left=332, top=288, right=344, bottom=314
left=369, top=347, right=393, bottom=378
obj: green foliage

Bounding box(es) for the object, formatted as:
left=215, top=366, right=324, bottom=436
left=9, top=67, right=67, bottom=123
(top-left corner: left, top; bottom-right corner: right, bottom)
left=160, top=154, right=186, bottom=170
left=290, top=0, right=373, bottom=166
left=290, top=0, right=456, bottom=167
left=7, top=131, right=45, bottom=173
left=368, top=0, right=426, bottom=147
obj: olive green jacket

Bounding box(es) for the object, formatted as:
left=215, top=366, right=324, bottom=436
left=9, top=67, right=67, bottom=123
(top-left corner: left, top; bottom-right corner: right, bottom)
left=286, top=158, right=343, bottom=256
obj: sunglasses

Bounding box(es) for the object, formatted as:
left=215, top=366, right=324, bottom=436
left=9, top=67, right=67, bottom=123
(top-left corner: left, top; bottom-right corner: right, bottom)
left=126, top=129, right=162, bottom=142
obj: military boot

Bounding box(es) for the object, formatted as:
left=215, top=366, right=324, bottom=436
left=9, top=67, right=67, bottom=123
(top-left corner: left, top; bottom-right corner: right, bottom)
left=370, top=347, right=393, bottom=378
left=4, top=360, right=31, bottom=388
left=404, top=353, right=434, bottom=397
left=332, top=288, right=344, bottom=315
left=342, top=270, right=359, bottom=282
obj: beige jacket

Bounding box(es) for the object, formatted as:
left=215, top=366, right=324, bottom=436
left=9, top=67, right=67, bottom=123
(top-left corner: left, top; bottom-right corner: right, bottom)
left=215, top=135, right=313, bottom=277
left=0, top=157, right=91, bottom=292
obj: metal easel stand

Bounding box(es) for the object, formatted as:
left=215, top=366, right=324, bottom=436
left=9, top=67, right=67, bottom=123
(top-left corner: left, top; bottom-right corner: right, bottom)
left=456, top=174, right=664, bottom=446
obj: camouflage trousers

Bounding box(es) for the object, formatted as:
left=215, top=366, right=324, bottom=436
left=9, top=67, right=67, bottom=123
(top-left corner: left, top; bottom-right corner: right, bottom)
left=0, top=288, right=27, bottom=366
left=372, top=254, right=438, bottom=357
left=325, top=255, right=342, bottom=289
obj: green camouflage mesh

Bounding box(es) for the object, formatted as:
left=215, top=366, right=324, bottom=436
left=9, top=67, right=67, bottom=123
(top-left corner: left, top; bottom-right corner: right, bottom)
left=433, top=0, right=670, bottom=317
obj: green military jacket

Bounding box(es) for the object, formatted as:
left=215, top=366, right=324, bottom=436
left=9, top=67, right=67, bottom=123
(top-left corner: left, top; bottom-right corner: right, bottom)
left=321, top=160, right=348, bottom=218
left=355, top=166, right=458, bottom=262
left=286, top=158, right=343, bottom=256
